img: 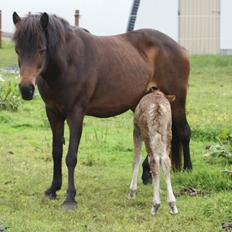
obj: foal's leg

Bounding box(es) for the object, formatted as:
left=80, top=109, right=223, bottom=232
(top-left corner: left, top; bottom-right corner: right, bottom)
left=63, top=107, right=84, bottom=209
left=149, top=155, right=161, bottom=215
left=44, top=108, right=64, bottom=199
left=128, top=125, right=142, bottom=199
left=161, top=155, right=178, bottom=214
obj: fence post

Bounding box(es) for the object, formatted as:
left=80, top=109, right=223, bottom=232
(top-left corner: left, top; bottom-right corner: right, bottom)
left=74, top=10, right=80, bottom=27
left=0, top=10, right=2, bottom=48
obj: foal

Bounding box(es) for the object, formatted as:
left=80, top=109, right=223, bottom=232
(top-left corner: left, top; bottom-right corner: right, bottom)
left=128, top=90, right=178, bottom=215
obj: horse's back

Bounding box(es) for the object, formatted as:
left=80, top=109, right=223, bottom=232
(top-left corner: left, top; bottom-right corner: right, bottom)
left=124, top=29, right=190, bottom=91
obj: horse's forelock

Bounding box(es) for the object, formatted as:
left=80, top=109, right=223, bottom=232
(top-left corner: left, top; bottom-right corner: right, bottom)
left=13, top=15, right=45, bottom=51
left=13, top=14, right=66, bottom=53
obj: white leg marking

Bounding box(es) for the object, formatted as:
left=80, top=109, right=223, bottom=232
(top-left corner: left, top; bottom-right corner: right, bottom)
left=161, top=155, right=178, bottom=215
left=150, top=156, right=161, bottom=215
left=128, top=126, right=142, bottom=199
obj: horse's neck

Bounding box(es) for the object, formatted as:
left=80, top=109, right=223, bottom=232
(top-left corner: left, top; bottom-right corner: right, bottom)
left=41, top=53, right=65, bottom=84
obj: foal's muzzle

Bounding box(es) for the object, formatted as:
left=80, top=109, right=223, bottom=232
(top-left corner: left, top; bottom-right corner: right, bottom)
left=19, top=84, right=35, bottom=100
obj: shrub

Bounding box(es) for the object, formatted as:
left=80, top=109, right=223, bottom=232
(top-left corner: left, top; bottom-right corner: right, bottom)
left=0, top=81, right=21, bottom=111
left=204, top=130, right=232, bottom=164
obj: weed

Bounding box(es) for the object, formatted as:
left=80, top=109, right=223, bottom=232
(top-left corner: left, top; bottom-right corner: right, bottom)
left=204, top=132, right=232, bottom=164
left=0, top=81, right=21, bottom=111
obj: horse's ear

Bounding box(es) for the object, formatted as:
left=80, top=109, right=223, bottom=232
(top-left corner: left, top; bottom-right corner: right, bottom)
left=40, top=13, right=49, bottom=30
left=13, top=12, right=21, bottom=25
left=166, top=95, right=176, bottom=102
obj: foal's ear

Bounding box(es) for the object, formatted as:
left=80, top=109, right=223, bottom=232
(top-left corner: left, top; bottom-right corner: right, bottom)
left=13, top=12, right=21, bottom=25
left=40, top=12, right=49, bottom=30
left=166, top=95, right=176, bottom=102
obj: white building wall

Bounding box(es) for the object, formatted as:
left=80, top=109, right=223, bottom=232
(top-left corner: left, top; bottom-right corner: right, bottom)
left=134, top=0, right=232, bottom=53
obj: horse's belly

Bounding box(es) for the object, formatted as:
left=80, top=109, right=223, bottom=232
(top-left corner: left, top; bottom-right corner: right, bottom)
left=86, top=71, right=150, bottom=117
left=83, top=35, right=157, bottom=117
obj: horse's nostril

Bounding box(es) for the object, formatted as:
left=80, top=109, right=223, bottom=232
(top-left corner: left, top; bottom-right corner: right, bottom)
left=29, top=84, right=35, bottom=93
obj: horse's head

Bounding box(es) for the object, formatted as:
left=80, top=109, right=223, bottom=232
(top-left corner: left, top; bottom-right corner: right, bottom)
left=13, top=12, right=49, bottom=100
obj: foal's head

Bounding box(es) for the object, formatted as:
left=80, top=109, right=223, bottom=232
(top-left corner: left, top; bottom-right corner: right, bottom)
left=12, top=12, right=49, bottom=100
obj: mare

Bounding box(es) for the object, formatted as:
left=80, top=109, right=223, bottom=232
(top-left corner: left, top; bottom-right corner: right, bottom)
left=12, top=12, right=191, bottom=208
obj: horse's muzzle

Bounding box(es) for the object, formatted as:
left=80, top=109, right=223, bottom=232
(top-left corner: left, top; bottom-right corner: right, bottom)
left=19, top=84, right=35, bottom=100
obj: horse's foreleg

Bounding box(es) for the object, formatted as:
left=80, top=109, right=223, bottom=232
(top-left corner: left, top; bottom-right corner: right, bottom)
left=44, top=108, right=64, bottom=199
left=63, top=107, right=84, bottom=209
left=128, top=125, right=142, bottom=199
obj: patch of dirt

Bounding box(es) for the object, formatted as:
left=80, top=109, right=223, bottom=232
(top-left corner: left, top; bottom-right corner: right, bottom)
left=175, top=187, right=210, bottom=197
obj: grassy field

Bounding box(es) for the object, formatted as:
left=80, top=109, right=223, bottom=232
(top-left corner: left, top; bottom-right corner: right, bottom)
left=0, top=41, right=232, bottom=232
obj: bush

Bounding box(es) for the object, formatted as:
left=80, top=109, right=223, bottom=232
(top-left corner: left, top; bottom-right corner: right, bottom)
left=0, top=81, right=21, bottom=111
left=204, top=130, right=232, bottom=164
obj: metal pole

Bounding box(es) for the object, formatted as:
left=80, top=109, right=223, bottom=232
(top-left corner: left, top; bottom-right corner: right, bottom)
left=127, top=0, right=141, bottom=32
left=0, top=10, right=2, bottom=48
left=74, top=10, right=80, bottom=27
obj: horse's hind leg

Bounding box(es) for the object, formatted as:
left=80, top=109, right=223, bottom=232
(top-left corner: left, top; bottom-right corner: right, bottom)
left=150, top=155, right=161, bottom=215
left=128, top=125, right=142, bottom=199
left=44, top=108, right=64, bottom=199
left=161, top=155, right=178, bottom=214
left=142, top=155, right=152, bottom=185
left=173, top=118, right=192, bottom=170
left=172, top=107, right=192, bottom=171
left=181, top=121, right=192, bottom=170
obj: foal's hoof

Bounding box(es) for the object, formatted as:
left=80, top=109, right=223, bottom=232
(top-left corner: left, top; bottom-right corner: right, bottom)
left=151, top=203, right=160, bottom=216
left=44, top=189, right=57, bottom=200
left=128, top=189, right=137, bottom=200
left=168, top=202, right=178, bottom=215
left=63, top=200, right=77, bottom=210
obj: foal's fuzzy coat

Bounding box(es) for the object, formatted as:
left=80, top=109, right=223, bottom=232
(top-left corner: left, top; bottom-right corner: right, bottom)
left=128, top=90, right=178, bottom=215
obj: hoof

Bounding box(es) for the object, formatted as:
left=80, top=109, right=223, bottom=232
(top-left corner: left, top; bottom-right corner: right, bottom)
left=168, top=202, right=178, bottom=215
left=151, top=203, right=160, bottom=216
left=128, top=189, right=137, bottom=200
left=63, top=200, right=77, bottom=210
left=44, top=189, right=57, bottom=200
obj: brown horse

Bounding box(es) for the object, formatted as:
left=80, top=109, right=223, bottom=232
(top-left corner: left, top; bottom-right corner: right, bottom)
left=12, top=12, right=192, bottom=209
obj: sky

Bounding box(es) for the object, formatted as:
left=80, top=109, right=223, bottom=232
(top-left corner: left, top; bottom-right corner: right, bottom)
left=0, top=0, right=231, bottom=48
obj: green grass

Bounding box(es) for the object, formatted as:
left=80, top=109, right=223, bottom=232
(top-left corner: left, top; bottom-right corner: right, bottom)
left=0, top=41, right=232, bottom=232
left=0, top=40, right=17, bottom=68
